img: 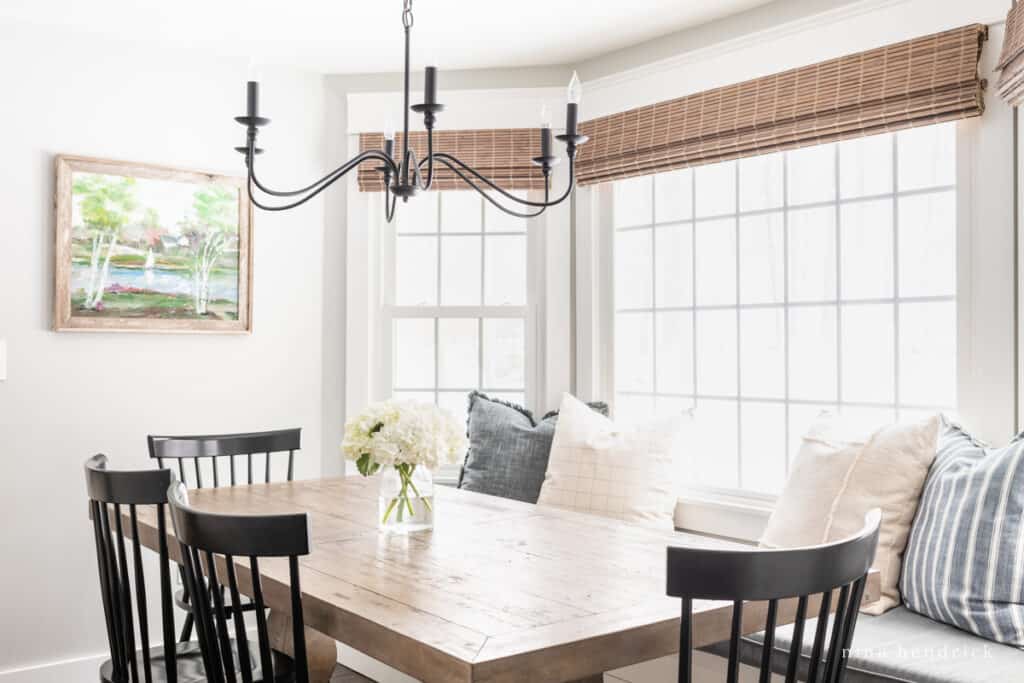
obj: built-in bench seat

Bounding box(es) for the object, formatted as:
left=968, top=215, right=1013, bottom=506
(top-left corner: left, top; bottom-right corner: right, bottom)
left=707, top=606, right=1023, bottom=683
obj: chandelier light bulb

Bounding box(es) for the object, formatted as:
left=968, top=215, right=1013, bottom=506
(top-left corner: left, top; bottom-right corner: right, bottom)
left=567, top=71, right=582, bottom=105
left=246, top=56, right=263, bottom=83
left=540, top=104, right=552, bottom=129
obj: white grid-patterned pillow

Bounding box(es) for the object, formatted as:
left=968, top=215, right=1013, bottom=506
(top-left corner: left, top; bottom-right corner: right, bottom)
left=537, top=393, right=690, bottom=528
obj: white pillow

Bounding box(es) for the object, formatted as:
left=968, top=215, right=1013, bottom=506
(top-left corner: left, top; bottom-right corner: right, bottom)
left=537, top=393, right=690, bottom=528
left=760, top=416, right=863, bottom=549
left=761, top=413, right=940, bottom=615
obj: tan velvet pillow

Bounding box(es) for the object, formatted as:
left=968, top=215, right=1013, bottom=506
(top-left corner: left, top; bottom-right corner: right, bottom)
left=760, top=414, right=940, bottom=615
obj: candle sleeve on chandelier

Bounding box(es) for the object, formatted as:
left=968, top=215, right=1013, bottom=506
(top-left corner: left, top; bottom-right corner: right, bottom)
left=539, top=104, right=552, bottom=157
left=565, top=71, right=581, bottom=137
left=541, top=128, right=552, bottom=158
left=424, top=66, right=437, bottom=106
left=565, top=102, right=578, bottom=137
left=246, top=81, right=259, bottom=118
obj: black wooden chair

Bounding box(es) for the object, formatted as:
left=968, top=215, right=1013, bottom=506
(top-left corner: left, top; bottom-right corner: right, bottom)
left=167, top=480, right=308, bottom=683
left=85, top=454, right=204, bottom=683
left=148, top=428, right=301, bottom=642
left=148, top=428, right=302, bottom=490
left=667, top=509, right=881, bottom=683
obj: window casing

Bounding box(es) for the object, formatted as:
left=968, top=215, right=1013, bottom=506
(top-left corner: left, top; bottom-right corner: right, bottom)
left=608, top=123, right=959, bottom=497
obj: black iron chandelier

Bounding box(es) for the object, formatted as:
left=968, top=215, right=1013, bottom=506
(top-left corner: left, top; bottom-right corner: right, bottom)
left=234, top=0, right=588, bottom=220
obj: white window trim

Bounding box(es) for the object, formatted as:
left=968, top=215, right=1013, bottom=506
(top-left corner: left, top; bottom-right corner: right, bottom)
left=577, top=96, right=1016, bottom=538
left=346, top=134, right=570, bottom=484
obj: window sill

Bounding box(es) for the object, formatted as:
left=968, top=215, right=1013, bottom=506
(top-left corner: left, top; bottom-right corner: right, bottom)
left=674, top=491, right=774, bottom=543
left=434, top=473, right=460, bottom=487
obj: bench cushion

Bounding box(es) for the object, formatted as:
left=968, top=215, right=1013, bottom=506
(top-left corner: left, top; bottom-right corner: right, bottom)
left=708, top=606, right=1024, bottom=683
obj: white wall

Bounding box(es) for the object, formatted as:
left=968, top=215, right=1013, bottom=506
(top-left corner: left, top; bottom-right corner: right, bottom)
left=0, top=23, right=327, bottom=676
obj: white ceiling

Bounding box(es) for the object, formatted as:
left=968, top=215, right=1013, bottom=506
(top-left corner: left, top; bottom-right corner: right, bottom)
left=0, top=0, right=774, bottom=74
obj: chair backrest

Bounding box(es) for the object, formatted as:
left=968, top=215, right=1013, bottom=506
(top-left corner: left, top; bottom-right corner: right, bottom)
left=148, top=428, right=301, bottom=489
left=85, top=454, right=176, bottom=683
left=167, top=480, right=312, bottom=683
left=667, top=509, right=881, bottom=683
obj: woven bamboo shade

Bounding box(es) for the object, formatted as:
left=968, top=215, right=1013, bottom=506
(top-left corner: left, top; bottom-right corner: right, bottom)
left=997, top=4, right=1024, bottom=105
left=576, top=24, right=987, bottom=185
left=358, top=129, right=548, bottom=192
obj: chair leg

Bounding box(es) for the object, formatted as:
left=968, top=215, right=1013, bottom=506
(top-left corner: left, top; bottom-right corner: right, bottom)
left=179, top=612, right=194, bottom=643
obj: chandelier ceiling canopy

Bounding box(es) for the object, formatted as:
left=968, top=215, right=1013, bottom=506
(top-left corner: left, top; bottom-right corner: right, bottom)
left=235, top=0, right=589, bottom=221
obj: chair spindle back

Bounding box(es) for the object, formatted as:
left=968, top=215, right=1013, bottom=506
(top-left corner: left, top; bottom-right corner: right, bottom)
left=85, top=454, right=176, bottom=683
left=167, top=480, right=312, bottom=683
left=667, top=509, right=881, bottom=683
left=148, top=429, right=301, bottom=489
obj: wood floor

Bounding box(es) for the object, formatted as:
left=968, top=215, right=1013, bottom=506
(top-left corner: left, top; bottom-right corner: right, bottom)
left=330, top=663, right=375, bottom=682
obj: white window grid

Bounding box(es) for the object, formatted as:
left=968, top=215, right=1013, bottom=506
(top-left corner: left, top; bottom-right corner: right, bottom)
left=384, top=191, right=533, bottom=478
left=611, top=125, right=957, bottom=495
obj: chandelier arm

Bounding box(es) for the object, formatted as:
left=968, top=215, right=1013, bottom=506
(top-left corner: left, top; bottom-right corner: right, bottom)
left=417, top=128, right=435, bottom=191
left=430, top=152, right=575, bottom=207
left=248, top=147, right=398, bottom=198
left=404, top=147, right=425, bottom=191
left=432, top=156, right=550, bottom=218
left=384, top=184, right=398, bottom=222
left=246, top=174, right=330, bottom=212
left=245, top=150, right=395, bottom=211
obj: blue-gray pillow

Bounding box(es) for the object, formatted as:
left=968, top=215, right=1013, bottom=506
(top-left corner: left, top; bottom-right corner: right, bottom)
left=457, top=392, right=608, bottom=503
left=900, top=419, right=1024, bottom=646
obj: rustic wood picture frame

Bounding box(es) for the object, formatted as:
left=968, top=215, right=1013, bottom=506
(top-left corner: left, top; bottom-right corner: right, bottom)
left=54, top=155, right=253, bottom=333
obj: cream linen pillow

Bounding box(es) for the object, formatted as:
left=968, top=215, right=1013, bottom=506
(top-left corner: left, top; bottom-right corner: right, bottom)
left=760, top=417, right=865, bottom=549
left=760, top=414, right=940, bottom=615
left=537, top=393, right=689, bottom=529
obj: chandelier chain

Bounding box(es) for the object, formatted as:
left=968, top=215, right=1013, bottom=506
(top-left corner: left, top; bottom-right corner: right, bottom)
left=402, top=0, right=413, bottom=29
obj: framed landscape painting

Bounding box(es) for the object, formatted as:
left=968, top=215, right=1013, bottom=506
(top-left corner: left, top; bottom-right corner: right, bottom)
left=54, top=156, right=252, bottom=332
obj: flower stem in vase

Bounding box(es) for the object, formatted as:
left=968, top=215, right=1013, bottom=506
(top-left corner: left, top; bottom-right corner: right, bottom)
left=403, top=464, right=433, bottom=512
left=381, top=495, right=399, bottom=524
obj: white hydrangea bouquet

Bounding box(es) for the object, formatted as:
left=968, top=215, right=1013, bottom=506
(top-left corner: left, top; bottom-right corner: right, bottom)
left=342, top=399, right=467, bottom=531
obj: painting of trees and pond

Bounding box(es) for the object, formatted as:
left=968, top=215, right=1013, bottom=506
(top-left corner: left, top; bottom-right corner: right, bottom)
left=55, top=156, right=252, bottom=332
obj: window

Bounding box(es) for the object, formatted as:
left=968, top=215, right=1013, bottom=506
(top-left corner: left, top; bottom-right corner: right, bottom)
left=385, top=190, right=532, bottom=478
left=610, top=123, right=958, bottom=496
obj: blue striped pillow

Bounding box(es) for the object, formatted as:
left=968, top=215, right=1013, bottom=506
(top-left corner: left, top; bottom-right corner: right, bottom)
left=900, top=419, right=1024, bottom=646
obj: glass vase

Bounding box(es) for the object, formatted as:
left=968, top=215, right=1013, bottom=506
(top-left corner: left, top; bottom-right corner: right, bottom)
left=378, top=464, right=434, bottom=533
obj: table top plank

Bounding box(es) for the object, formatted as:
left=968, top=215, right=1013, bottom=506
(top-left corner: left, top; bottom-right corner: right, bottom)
left=130, top=477, right=879, bottom=683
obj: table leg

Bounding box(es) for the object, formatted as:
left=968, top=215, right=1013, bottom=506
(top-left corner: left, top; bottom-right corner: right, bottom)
left=268, top=610, right=338, bottom=683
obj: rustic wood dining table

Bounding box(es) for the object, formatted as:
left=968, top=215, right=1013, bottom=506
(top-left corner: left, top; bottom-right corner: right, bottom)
left=129, top=477, right=879, bottom=683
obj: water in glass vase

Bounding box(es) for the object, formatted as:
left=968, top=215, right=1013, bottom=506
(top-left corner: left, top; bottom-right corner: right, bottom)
left=378, top=464, right=434, bottom=533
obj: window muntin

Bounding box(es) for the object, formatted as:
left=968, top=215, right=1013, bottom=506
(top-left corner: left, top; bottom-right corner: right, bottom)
left=611, top=123, right=958, bottom=496
left=389, top=191, right=529, bottom=434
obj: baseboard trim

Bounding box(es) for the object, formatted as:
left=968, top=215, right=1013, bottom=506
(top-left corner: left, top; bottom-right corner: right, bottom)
left=0, top=628, right=261, bottom=683
left=0, top=652, right=107, bottom=683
